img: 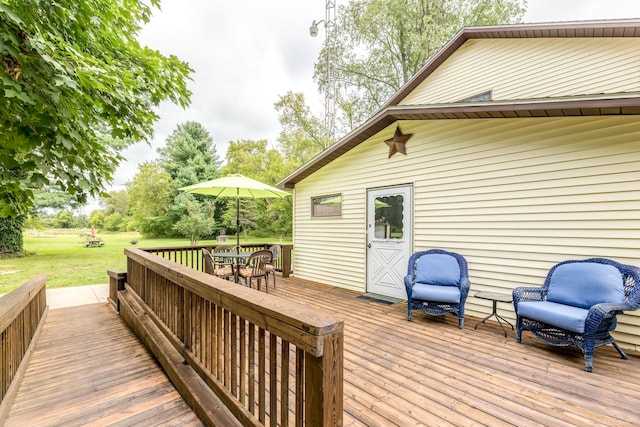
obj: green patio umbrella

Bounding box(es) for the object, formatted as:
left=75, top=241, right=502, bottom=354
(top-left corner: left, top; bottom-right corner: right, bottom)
left=179, top=174, right=290, bottom=248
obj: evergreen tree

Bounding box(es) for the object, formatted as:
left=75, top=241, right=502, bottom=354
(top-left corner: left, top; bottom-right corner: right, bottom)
left=156, top=121, right=223, bottom=238
left=157, top=121, right=221, bottom=188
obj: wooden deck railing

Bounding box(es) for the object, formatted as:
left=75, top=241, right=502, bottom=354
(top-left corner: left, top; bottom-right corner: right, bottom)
left=143, top=243, right=294, bottom=278
left=0, top=275, right=47, bottom=423
left=116, top=248, right=342, bottom=426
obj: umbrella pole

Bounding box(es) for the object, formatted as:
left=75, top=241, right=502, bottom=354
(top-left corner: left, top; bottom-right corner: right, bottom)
left=236, top=192, right=240, bottom=249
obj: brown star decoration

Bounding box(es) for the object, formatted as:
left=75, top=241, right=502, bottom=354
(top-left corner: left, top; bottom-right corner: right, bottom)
left=384, top=125, right=413, bottom=158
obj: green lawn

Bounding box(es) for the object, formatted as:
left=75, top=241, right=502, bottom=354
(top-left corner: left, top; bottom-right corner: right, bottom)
left=0, top=229, right=290, bottom=294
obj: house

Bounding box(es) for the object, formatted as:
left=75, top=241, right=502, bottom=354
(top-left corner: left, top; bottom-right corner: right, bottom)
left=278, top=20, right=640, bottom=350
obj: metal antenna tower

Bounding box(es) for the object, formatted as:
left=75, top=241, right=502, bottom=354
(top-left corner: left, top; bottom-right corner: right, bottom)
left=310, top=1, right=337, bottom=141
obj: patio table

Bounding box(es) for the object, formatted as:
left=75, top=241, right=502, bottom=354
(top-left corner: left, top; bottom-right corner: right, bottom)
left=473, top=291, right=514, bottom=337
left=214, top=251, right=253, bottom=283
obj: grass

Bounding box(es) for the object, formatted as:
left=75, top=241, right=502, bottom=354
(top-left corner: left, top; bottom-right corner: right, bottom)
left=0, top=229, right=290, bottom=294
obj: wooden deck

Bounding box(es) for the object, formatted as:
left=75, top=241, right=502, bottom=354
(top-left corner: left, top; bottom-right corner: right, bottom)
left=6, top=275, right=640, bottom=426
left=5, top=304, right=202, bottom=426
left=269, top=276, right=640, bottom=427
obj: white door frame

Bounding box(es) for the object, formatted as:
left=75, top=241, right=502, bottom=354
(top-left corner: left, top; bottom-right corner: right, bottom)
left=366, top=185, right=413, bottom=299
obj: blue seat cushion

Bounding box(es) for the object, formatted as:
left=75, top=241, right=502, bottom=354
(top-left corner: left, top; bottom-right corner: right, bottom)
left=517, top=301, right=589, bottom=333
left=411, top=283, right=461, bottom=304
left=415, top=254, right=460, bottom=286
left=547, top=263, right=624, bottom=309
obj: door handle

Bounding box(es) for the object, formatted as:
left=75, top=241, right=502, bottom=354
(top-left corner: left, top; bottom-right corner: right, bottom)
left=367, top=243, right=371, bottom=248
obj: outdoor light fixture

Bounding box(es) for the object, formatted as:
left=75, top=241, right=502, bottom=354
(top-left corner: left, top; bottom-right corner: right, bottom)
left=309, top=19, right=323, bottom=37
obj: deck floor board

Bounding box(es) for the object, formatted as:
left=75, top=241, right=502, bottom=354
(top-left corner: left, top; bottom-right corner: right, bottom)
left=6, top=274, right=640, bottom=426
left=5, top=304, right=203, bottom=427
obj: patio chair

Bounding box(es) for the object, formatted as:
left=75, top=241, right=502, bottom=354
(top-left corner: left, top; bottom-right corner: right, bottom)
left=513, top=258, right=640, bottom=372
left=202, top=248, right=234, bottom=281
left=238, top=250, right=272, bottom=292
left=404, top=249, right=471, bottom=328
left=265, top=244, right=281, bottom=289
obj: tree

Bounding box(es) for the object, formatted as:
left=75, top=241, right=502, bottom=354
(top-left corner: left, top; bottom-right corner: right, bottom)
left=75, top=213, right=89, bottom=229
left=261, top=198, right=293, bottom=239
left=222, top=139, right=293, bottom=238
left=21, top=189, right=83, bottom=241
left=274, top=92, right=331, bottom=169
left=97, top=189, right=130, bottom=230
left=157, top=121, right=221, bottom=189
left=103, top=212, right=125, bottom=231
left=221, top=199, right=259, bottom=241
left=156, top=121, right=223, bottom=236
left=53, top=210, right=76, bottom=228
left=172, top=196, right=216, bottom=245
left=32, top=190, right=81, bottom=214
left=221, top=139, right=267, bottom=178
left=89, top=210, right=106, bottom=229
left=100, top=190, right=129, bottom=215
left=0, top=0, right=192, bottom=253
left=127, top=162, right=176, bottom=237
left=315, top=0, right=526, bottom=135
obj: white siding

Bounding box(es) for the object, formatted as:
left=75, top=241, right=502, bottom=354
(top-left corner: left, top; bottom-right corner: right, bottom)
left=401, top=38, right=640, bottom=105
left=293, top=116, right=640, bottom=350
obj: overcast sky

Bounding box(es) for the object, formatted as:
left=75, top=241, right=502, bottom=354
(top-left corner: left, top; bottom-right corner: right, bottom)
left=107, top=0, right=640, bottom=195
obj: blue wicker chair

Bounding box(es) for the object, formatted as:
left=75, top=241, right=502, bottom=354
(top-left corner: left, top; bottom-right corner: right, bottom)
left=404, top=249, right=470, bottom=329
left=513, top=258, right=640, bottom=372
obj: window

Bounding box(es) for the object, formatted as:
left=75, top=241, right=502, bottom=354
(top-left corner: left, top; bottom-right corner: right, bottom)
left=311, top=194, right=342, bottom=217
left=459, top=90, right=492, bottom=103
left=374, top=195, right=404, bottom=239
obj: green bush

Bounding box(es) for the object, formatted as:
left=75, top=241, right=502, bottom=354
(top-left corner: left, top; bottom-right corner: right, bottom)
left=104, top=212, right=124, bottom=231
left=90, top=210, right=106, bottom=228
left=0, top=216, right=25, bottom=255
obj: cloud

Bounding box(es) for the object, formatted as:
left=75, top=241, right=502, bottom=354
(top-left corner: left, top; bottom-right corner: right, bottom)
left=524, top=0, right=639, bottom=22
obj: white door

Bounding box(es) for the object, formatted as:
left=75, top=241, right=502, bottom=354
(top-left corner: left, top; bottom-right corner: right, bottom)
left=366, top=185, right=412, bottom=299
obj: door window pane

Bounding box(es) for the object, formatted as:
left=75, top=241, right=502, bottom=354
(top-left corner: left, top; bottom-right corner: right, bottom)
left=374, top=195, right=403, bottom=239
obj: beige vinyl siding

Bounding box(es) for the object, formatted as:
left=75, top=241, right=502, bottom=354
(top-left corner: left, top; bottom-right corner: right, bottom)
left=400, top=38, right=640, bottom=105
left=293, top=115, right=640, bottom=350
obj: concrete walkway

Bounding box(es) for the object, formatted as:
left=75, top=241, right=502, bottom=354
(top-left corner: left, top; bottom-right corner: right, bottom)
left=46, top=284, right=109, bottom=309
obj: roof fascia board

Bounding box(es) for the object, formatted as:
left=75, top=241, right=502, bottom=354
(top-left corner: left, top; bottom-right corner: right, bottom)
left=277, top=95, right=640, bottom=189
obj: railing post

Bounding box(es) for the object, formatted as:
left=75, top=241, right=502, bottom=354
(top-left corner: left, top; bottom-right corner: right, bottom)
left=107, top=270, right=127, bottom=312
left=281, top=244, right=293, bottom=278
left=305, top=331, right=344, bottom=426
